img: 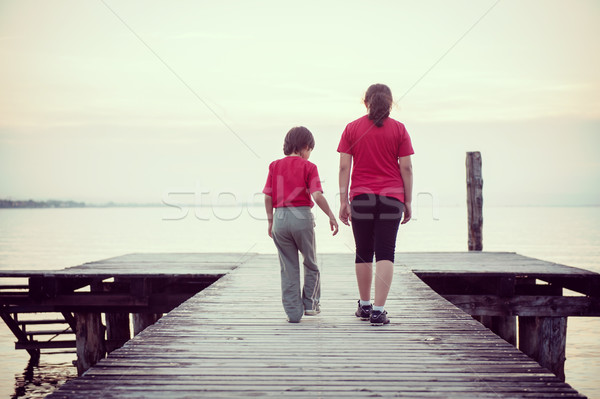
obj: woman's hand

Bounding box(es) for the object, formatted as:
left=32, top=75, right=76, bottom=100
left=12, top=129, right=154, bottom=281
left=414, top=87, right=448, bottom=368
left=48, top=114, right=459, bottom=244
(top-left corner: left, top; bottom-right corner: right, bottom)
left=339, top=202, right=352, bottom=226
left=267, top=220, right=273, bottom=237
left=401, top=202, right=412, bottom=224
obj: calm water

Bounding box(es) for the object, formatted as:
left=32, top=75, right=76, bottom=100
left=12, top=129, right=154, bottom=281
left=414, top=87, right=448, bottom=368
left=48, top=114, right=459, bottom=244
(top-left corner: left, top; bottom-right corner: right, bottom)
left=0, top=206, right=599, bottom=398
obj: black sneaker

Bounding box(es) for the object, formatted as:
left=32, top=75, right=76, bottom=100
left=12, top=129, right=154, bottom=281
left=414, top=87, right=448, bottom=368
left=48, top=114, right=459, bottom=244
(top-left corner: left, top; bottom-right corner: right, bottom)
left=355, top=300, right=372, bottom=321
left=370, top=310, right=390, bottom=326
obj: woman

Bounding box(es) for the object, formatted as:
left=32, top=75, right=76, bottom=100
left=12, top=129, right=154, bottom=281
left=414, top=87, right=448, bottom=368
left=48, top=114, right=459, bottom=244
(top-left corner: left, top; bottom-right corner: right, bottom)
left=338, top=83, right=414, bottom=326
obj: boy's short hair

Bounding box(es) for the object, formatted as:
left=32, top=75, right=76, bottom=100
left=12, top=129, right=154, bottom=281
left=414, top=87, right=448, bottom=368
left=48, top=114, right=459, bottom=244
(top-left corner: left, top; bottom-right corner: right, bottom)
left=283, top=126, right=315, bottom=156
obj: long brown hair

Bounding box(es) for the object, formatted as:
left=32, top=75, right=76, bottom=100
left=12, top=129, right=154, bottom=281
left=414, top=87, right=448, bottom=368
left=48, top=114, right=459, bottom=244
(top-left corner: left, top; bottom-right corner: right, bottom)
left=364, top=84, right=393, bottom=127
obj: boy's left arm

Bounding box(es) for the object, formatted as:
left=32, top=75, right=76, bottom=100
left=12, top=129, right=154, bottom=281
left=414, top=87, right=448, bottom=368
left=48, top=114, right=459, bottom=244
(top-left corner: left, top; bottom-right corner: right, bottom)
left=264, top=195, right=274, bottom=237
left=311, top=191, right=339, bottom=236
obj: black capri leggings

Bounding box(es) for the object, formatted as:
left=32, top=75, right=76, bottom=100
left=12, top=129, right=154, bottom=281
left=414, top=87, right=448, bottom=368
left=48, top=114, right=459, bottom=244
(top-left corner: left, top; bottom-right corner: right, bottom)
left=350, top=194, right=404, bottom=263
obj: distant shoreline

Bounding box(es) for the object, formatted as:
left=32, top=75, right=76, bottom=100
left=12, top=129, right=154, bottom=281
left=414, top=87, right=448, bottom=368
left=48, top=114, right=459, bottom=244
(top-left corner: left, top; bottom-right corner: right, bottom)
left=0, top=199, right=85, bottom=208
left=1, top=199, right=598, bottom=209
left=0, top=199, right=161, bottom=209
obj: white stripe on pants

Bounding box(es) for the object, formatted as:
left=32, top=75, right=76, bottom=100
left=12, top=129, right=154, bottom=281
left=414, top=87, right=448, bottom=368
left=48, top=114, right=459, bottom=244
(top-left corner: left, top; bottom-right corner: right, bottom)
left=272, top=207, right=320, bottom=322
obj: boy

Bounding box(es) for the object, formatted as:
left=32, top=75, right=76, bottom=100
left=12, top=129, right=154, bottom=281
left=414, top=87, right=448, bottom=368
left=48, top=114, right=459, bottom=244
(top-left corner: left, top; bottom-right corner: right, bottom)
left=263, top=126, right=338, bottom=322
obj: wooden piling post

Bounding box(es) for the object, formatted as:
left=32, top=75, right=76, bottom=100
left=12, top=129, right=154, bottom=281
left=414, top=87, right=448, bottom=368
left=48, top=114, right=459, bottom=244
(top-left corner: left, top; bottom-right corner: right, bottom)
left=105, top=313, right=131, bottom=353
left=478, top=315, right=517, bottom=346
left=517, top=277, right=567, bottom=380
left=133, top=312, right=162, bottom=336
left=104, top=278, right=131, bottom=353
left=473, top=276, right=517, bottom=346
left=466, top=151, right=483, bottom=251
left=130, top=277, right=163, bottom=336
left=519, top=316, right=567, bottom=381
left=75, top=312, right=106, bottom=376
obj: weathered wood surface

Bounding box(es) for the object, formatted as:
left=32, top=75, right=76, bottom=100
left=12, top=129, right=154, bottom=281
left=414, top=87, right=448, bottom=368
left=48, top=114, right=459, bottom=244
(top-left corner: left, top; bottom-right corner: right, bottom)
left=132, top=312, right=162, bottom=336
left=519, top=316, right=568, bottom=381
left=403, top=252, right=599, bottom=278
left=75, top=312, right=105, bottom=376
left=1, top=251, right=596, bottom=280
left=105, top=312, right=130, bottom=353
left=476, top=315, right=517, bottom=346
left=466, top=151, right=483, bottom=251
left=47, top=253, right=585, bottom=398
left=447, top=294, right=600, bottom=317
left=0, top=252, right=251, bottom=278
left=0, top=253, right=252, bottom=361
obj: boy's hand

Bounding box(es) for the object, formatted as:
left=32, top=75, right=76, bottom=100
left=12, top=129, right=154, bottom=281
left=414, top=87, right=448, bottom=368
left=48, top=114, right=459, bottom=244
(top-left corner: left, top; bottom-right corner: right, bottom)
left=339, top=202, right=351, bottom=226
left=330, top=217, right=339, bottom=236
left=268, top=221, right=273, bottom=237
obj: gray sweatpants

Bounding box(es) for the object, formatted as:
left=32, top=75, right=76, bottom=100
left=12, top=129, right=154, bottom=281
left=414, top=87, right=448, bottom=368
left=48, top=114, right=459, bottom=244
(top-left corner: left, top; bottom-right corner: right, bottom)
left=272, top=207, right=320, bottom=322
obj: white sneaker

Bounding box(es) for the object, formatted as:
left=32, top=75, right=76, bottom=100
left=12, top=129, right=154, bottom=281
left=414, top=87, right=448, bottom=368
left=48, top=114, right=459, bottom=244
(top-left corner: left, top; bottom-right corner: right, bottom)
left=304, top=306, right=321, bottom=316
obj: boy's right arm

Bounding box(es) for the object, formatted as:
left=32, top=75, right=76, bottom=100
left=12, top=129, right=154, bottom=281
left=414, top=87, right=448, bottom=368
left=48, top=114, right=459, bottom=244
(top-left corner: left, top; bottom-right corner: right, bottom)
left=264, top=194, right=274, bottom=237
left=311, top=191, right=339, bottom=236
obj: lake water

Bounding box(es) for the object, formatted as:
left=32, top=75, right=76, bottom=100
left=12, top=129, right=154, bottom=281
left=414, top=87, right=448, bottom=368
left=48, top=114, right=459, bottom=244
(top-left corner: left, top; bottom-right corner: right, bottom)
left=0, top=205, right=599, bottom=398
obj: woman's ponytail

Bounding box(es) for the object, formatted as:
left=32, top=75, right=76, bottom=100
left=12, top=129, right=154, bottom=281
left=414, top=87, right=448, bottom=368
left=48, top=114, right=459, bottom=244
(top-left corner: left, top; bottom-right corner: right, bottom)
left=364, top=84, right=393, bottom=127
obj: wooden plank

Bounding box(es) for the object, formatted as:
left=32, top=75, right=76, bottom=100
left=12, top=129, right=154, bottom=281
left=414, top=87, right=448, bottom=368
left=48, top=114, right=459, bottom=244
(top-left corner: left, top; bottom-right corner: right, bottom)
left=0, top=252, right=254, bottom=278
left=33, top=294, right=149, bottom=307
left=445, top=294, right=600, bottom=316
left=0, top=284, right=28, bottom=289
left=47, top=253, right=586, bottom=398
left=403, top=252, right=598, bottom=277
left=1, top=252, right=597, bottom=279
left=24, top=329, right=73, bottom=335
left=0, top=270, right=231, bottom=278
left=16, top=340, right=76, bottom=350
left=17, top=319, right=70, bottom=325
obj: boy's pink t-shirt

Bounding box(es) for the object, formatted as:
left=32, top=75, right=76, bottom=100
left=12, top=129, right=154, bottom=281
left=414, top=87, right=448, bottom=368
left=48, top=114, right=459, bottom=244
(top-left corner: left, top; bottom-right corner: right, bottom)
left=263, top=156, right=323, bottom=208
left=337, top=115, right=414, bottom=203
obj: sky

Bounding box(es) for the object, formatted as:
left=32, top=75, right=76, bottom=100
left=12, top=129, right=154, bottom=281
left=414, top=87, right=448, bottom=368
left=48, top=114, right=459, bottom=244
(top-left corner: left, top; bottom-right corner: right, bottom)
left=0, top=0, right=599, bottom=207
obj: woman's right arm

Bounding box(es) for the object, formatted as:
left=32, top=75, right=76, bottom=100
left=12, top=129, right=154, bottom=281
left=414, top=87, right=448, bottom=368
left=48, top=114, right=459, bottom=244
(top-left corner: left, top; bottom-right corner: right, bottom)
left=399, top=155, right=413, bottom=224
left=339, top=153, right=352, bottom=226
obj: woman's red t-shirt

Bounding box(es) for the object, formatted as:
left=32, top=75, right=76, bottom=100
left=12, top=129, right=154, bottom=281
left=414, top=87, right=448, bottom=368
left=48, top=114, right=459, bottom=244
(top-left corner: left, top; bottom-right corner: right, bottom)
left=337, top=115, right=414, bottom=203
left=263, top=156, right=323, bottom=208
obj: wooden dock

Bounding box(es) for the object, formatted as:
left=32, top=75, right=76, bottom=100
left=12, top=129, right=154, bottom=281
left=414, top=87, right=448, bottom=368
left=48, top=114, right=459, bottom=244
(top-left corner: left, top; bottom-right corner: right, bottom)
left=34, top=252, right=598, bottom=398
left=0, top=253, right=248, bottom=370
